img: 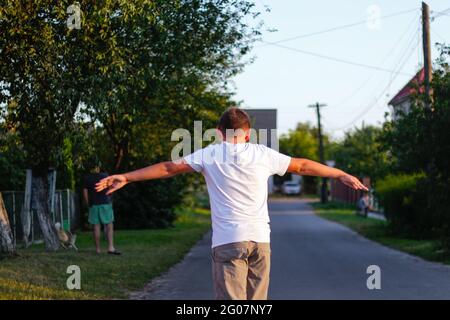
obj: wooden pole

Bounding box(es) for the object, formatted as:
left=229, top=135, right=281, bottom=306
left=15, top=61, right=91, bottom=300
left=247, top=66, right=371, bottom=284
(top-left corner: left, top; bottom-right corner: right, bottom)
left=308, top=102, right=328, bottom=203
left=422, top=2, right=432, bottom=107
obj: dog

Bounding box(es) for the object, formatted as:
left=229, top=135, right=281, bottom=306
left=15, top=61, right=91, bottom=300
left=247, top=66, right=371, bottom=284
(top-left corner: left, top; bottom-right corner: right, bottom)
left=55, top=222, right=78, bottom=251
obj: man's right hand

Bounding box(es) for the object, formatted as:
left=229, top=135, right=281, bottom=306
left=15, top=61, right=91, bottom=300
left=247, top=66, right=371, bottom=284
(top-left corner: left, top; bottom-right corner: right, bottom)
left=95, top=175, right=128, bottom=195
left=339, top=174, right=368, bottom=191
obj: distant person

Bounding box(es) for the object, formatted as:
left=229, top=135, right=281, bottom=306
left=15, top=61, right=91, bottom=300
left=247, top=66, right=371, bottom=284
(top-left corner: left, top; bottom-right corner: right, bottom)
left=95, top=107, right=366, bottom=299
left=83, top=166, right=120, bottom=255
left=357, top=191, right=371, bottom=217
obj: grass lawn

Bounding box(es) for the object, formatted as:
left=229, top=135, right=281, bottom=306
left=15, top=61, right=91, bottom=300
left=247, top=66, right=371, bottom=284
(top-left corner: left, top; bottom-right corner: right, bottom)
left=0, top=208, right=211, bottom=300
left=312, top=201, right=450, bottom=265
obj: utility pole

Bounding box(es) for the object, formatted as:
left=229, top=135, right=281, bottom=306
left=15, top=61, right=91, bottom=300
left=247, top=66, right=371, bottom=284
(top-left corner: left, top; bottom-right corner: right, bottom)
left=308, top=102, right=327, bottom=203
left=422, top=1, right=432, bottom=108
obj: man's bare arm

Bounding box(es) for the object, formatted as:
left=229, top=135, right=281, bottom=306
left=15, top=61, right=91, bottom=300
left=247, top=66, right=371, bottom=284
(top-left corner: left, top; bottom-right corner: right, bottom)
left=123, top=161, right=194, bottom=182
left=287, top=158, right=368, bottom=191
left=95, top=161, right=195, bottom=195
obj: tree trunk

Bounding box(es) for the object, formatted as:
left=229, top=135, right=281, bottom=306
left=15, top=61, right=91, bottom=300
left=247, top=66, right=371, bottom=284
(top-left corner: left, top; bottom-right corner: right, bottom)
left=0, top=193, right=16, bottom=255
left=114, top=139, right=129, bottom=172
left=21, top=169, right=32, bottom=247
left=31, top=172, right=59, bottom=251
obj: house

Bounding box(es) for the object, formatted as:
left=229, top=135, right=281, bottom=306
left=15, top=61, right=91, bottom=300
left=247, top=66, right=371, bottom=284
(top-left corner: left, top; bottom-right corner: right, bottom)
left=244, top=108, right=277, bottom=148
left=243, top=109, right=278, bottom=193
left=388, top=68, right=425, bottom=120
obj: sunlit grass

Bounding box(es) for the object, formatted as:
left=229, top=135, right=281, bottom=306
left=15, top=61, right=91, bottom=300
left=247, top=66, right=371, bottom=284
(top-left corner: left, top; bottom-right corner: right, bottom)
left=313, top=202, right=450, bottom=265
left=0, top=208, right=211, bottom=300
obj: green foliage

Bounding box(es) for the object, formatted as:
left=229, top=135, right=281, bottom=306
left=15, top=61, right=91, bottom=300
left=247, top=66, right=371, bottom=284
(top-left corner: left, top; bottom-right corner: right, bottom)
left=76, top=0, right=260, bottom=172
left=280, top=122, right=332, bottom=161
left=379, top=44, right=450, bottom=247
left=73, top=0, right=259, bottom=228
left=0, top=128, right=26, bottom=191
left=375, top=173, right=430, bottom=238
left=279, top=122, right=330, bottom=193
left=0, top=1, right=260, bottom=229
left=0, top=1, right=90, bottom=171
left=56, top=138, right=76, bottom=190
left=331, top=125, right=389, bottom=181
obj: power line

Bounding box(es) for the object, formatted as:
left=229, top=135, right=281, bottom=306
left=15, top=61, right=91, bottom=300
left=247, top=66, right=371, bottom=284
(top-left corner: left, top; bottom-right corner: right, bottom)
left=260, top=40, right=414, bottom=76
left=308, top=102, right=328, bottom=203
left=253, top=16, right=421, bottom=132
left=251, top=7, right=425, bottom=132
left=387, top=17, right=421, bottom=88
left=325, top=33, right=421, bottom=132
left=321, top=14, right=419, bottom=128
left=431, top=28, right=448, bottom=43
left=331, top=14, right=419, bottom=109
left=257, top=7, right=419, bottom=47
left=324, top=21, right=421, bottom=131
left=431, top=7, right=450, bottom=20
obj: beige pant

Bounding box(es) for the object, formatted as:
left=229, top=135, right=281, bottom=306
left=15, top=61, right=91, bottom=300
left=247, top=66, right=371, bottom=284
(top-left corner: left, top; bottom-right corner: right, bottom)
left=212, top=241, right=271, bottom=300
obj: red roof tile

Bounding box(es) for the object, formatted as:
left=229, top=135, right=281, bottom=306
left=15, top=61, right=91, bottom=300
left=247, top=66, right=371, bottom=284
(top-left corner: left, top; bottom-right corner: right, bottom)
left=388, top=68, right=425, bottom=106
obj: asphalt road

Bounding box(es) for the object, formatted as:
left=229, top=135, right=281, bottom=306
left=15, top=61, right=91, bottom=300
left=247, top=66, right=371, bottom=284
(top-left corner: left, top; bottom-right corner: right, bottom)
left=130, top=198, right=450, bottom=300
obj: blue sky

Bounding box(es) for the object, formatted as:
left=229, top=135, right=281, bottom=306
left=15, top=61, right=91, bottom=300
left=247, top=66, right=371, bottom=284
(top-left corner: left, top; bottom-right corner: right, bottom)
left=232, top=0, right=450, bottom=139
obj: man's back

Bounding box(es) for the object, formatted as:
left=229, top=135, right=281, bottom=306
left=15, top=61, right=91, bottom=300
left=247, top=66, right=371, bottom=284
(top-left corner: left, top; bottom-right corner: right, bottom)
left=184, top=142, right=291, bottom=248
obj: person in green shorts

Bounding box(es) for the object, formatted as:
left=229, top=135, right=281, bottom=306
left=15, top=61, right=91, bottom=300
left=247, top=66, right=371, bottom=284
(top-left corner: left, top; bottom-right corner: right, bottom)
left=83, top=167, right=121, bottom=255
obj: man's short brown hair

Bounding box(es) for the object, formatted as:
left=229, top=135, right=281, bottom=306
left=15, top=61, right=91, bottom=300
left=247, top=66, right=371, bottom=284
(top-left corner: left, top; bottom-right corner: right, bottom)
left=217, top=107, right=251, bottom=135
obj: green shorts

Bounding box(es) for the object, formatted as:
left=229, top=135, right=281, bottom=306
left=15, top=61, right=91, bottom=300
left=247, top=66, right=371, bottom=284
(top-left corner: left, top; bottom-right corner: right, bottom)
left=88, top=204, right=114, bottom=225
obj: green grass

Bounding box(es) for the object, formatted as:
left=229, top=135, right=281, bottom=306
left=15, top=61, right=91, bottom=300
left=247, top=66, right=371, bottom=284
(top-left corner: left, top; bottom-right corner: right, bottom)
left=0, top=208, right=211, bottom=300
left=312, top=201, right=450, bottom=265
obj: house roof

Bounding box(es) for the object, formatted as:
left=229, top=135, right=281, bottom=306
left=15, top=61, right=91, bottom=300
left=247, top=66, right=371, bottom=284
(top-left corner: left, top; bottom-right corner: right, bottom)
left=388, top=68, right=425, bottom=106
left=243, top=109, right=277, bottom=148
left=243, top=109, right=277, bottom=130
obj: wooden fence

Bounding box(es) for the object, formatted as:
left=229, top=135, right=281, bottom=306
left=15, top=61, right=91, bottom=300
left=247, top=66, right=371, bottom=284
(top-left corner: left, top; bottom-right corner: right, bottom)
left=329, top=177, right=381, bottom=211
left=1, top=190, right=80, bottom=245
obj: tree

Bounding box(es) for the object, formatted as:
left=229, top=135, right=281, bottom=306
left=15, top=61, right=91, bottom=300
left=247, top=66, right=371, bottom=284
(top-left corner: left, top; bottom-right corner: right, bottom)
left=279, top=122, right=333, bottom=193
left=78, top=0, right=259, bottom=172
left=380, top=43, right=450, bottom=247
left=0, top=192, right=15, bottom=255
left=0, top=127, right=26, bottom=191
left=0, top=1, right=88, bottom=250
left=1, top=0, right=261, bottom=237
left=280, top=122, right=320, bottom=161
left=331, top=125, right=389, bottom=182
left=0, top=0, right=160, bottom=247
left=73, top=0, right=260, bottom=227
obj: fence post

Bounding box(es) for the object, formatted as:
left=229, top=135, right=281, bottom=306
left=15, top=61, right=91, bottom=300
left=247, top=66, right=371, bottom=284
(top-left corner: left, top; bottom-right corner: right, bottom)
left=21, top=169, right=32, bottom=247
left=12, top=192, right=16, bottom=247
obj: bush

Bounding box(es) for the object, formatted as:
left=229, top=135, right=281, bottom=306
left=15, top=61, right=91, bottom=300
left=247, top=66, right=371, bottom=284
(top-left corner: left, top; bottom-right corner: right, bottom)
left=425, top=175, right=450, bottom=250
left=112, top=177, right=188, bottom=229
left=375, top=173, right=431, bottom=238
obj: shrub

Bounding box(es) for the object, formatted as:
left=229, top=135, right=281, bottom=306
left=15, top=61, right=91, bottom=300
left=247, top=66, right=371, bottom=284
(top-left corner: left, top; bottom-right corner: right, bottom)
left=112, top=177, right=187, bottom=229
left=375, top=173, right=431, bottom=238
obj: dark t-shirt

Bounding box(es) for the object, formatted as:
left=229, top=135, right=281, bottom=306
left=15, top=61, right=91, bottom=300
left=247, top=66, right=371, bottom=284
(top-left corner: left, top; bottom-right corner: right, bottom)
left=83, top=173, right=112, bottom=207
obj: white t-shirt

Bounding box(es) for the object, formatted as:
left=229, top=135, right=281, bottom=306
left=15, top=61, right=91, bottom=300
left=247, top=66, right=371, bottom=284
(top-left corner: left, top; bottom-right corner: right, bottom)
left=183, top=142, right=291, bottom=248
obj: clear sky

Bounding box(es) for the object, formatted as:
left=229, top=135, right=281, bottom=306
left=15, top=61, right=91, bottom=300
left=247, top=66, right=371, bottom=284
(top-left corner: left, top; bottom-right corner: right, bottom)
left=232, top=0, right=450, bottom=139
